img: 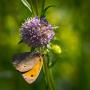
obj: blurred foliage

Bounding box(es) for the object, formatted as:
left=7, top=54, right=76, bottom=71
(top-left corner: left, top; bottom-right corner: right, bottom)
left=0, top=0, right=90, bottom=90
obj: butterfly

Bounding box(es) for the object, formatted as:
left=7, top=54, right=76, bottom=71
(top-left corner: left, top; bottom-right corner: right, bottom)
left=12, top=51, right=43, bottom=84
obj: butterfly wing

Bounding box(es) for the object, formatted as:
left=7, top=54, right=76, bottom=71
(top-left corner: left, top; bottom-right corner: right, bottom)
left=12, top=52, right=43, bottom=84
left=12, top=52, right=41, bottom=72
left=22, top=55, right=43, bottom=84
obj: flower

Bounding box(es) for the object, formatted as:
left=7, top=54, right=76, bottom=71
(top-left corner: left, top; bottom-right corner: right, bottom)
left=20, top=17, right=55, bottom=47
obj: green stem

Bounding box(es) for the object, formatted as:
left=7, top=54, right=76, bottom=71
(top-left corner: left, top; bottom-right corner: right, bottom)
left=41, top=0, right=45, bottom=17
left=40, top=71, right=46, bottom=90
left=35, top=0, right=39, bottom=16
left=43, top=55, right=55, bottom=90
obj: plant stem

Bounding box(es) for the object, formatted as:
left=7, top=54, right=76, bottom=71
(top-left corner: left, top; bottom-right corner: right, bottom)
left=43, top=55, right=55, bottom=90
left=41, top=0, right=45, bottom=17
left=35, top=0, right=39, bottom=16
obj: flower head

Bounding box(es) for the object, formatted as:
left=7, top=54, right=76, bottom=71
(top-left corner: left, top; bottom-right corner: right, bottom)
left=20, top=17, right=55, bottom=47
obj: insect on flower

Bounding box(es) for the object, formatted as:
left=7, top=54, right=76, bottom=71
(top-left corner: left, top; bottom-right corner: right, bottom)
left=12, top=0, right=56, bottom=88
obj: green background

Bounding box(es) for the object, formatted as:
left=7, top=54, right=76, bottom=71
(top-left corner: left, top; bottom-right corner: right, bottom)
left=0, top=0, right=90, bottom=90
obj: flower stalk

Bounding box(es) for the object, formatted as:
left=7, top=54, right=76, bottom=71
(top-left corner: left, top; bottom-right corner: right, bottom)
left=18, top=0, right=56, bottom=89
left=35, top=0, right=39, bottom=16
left=43, top=55, right=55, bottom=90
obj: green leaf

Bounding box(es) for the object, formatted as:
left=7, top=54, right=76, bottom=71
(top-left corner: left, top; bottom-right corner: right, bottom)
left=44, top=5, right=54, bottom=13
left=41, top=5, right=54, bottom=17
left=21, top=0, right=32, bottom=13
left=18, top=39, right=23, bottom=44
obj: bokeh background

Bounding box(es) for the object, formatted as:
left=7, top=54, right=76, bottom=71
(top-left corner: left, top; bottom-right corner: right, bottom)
left=0, top=0, right=90, bottom=90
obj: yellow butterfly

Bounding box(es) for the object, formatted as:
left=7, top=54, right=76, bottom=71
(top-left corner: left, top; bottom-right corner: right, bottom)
left=12, top=52, right=43, bottom=84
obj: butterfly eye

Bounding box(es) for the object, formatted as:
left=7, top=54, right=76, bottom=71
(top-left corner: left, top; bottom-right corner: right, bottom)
left=31, top=75, right=33, bottom=77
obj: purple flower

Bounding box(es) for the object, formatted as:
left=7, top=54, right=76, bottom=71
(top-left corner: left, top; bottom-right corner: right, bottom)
left=20, top=17, right=55, bottom=47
